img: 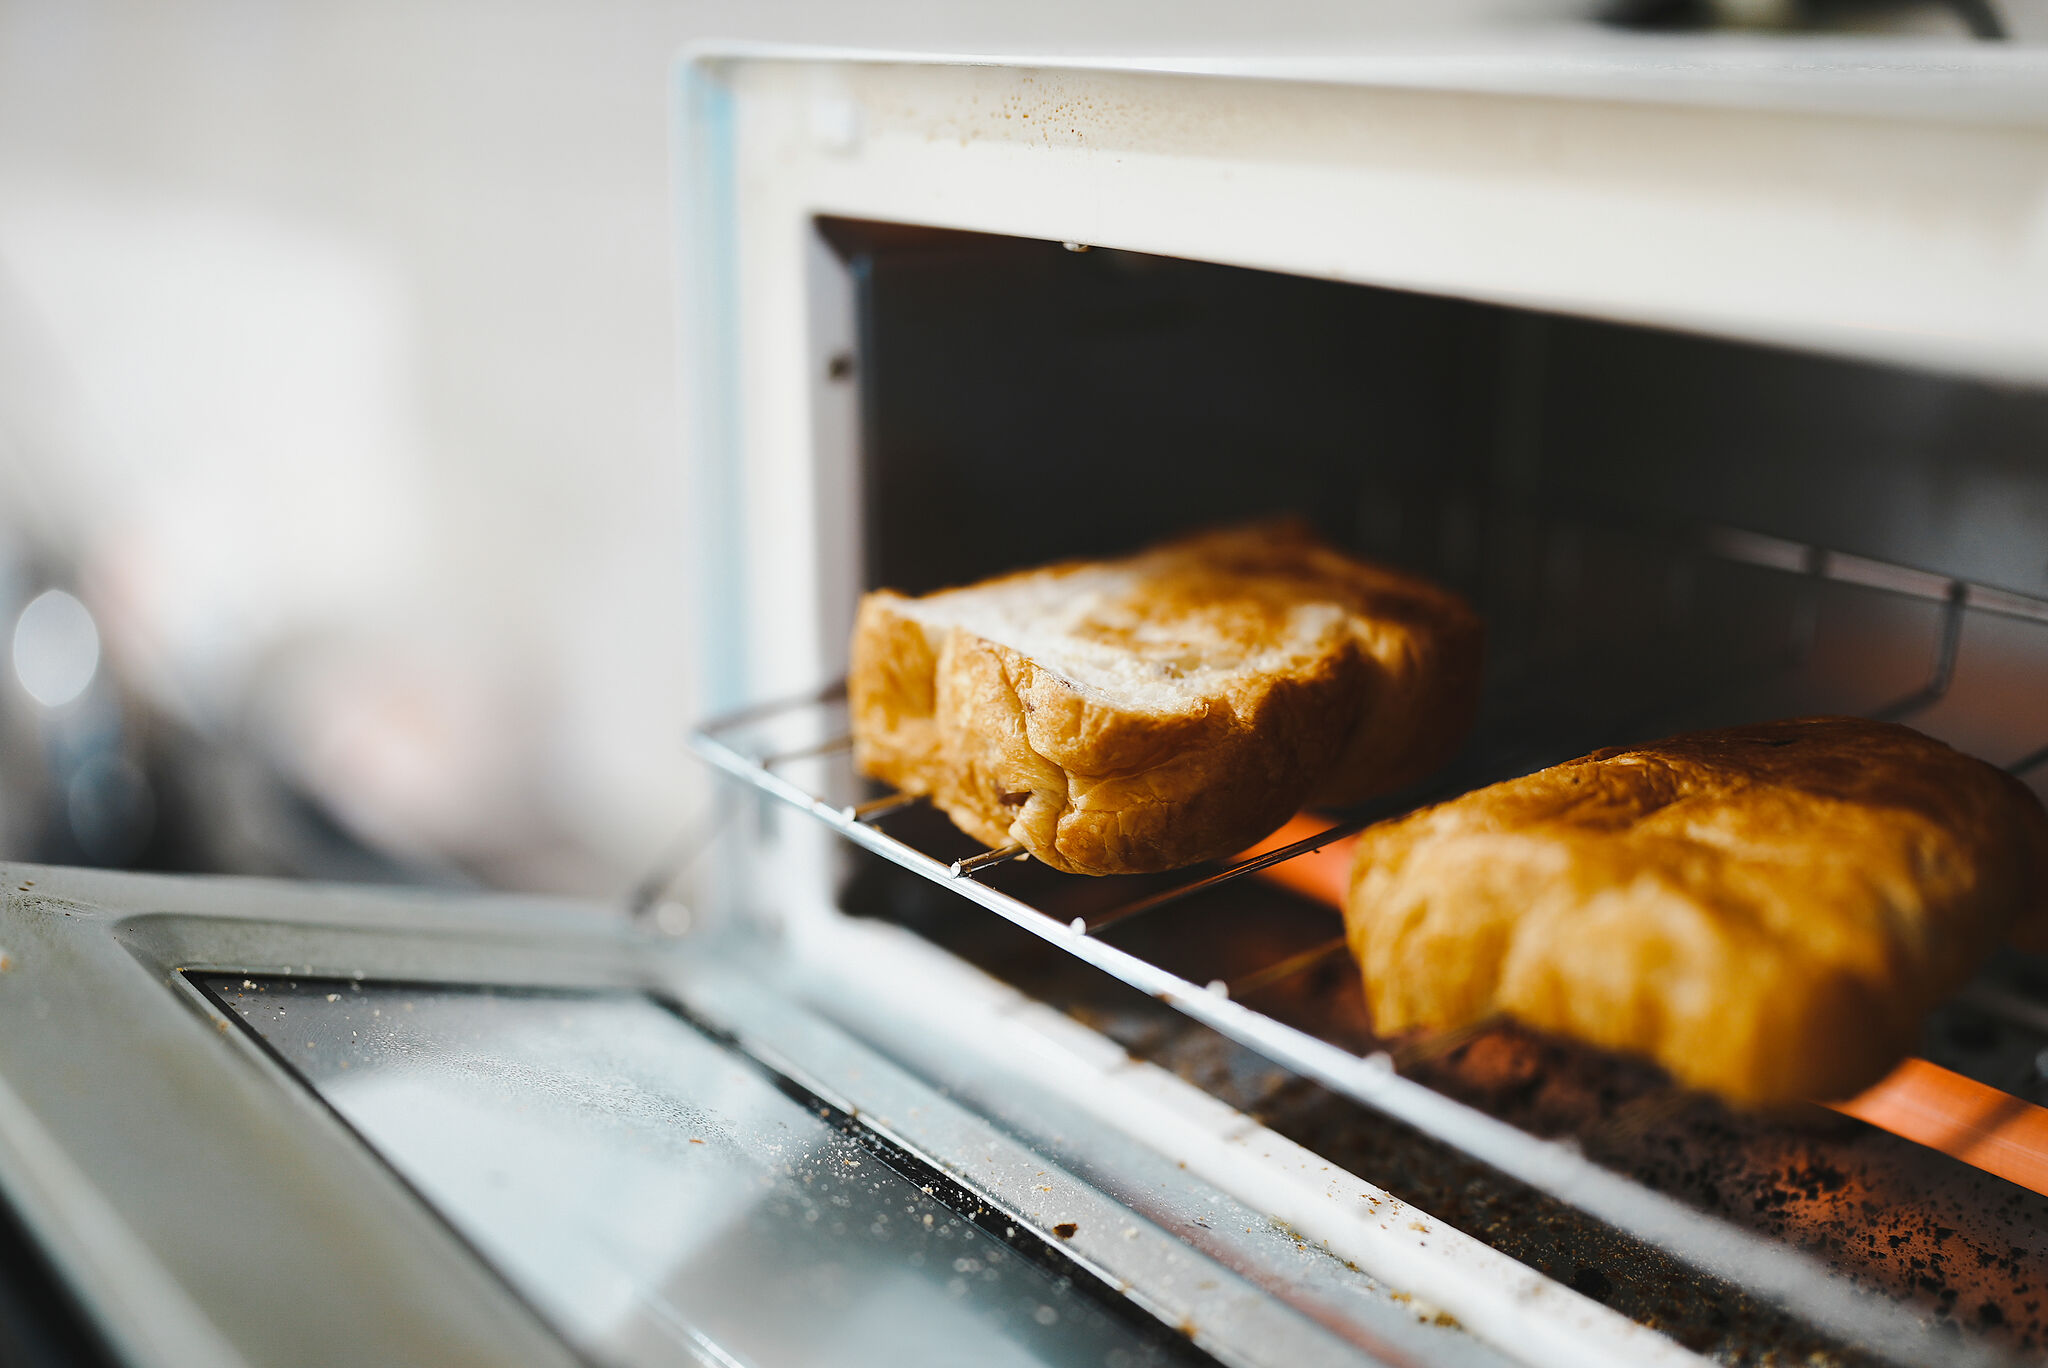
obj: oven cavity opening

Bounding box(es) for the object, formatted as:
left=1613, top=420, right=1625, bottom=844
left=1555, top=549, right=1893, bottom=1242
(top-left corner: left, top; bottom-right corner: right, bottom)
left=689, top=216, right=2048, bottom=1366
left=817, top=215, right=2048, bottom=796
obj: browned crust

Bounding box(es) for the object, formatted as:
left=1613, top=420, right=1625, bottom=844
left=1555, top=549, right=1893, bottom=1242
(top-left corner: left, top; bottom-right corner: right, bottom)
left=1295, top=548, right=1485, bottom=807
left=1343, top=717, right=2048, bottom=1105
left=848, top=521, right=1482, bottom=876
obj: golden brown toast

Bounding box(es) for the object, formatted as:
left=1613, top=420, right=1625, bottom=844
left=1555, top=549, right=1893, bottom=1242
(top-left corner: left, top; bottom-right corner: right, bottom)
left=849, top=520, right=1482, bottom=876
left=1344, top=717, right=2048, bottom=1105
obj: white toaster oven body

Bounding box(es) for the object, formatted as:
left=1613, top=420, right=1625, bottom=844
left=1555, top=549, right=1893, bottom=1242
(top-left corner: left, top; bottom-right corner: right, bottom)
left=678, top=39, right=2048, bottom=1368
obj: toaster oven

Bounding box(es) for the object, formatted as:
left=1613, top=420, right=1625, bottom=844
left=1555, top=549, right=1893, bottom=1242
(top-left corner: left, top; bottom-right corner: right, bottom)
left=6, top=35, right=2048, bottom=1368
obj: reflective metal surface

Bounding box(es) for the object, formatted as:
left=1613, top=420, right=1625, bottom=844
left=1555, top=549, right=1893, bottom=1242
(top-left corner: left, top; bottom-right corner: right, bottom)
left=199, top=975, right=1211, bottom=1368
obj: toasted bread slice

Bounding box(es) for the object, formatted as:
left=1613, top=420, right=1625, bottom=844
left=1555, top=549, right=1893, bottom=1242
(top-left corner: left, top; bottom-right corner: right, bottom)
left=1344, top=717, right=2048, bottom=1105
left=849, top=520, right=1482, bottom=876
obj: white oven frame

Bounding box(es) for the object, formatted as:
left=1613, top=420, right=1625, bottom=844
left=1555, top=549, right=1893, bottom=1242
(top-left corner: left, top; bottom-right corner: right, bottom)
left=678, top=43, right=2048, bottom=1368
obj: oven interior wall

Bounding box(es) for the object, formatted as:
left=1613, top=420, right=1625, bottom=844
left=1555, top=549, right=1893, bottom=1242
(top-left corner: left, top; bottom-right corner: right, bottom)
left=832, top=220, right=1494, bottom=593
left=825, top=218, right=2048, bottom=786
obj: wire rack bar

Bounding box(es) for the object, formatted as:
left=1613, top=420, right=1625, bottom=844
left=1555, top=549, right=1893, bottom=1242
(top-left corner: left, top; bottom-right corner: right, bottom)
left=1706, top=526, right=2048, bottom=626
left=1961, top=984, right=2048, bottom=1038
left=951, top=842, right=1027, bottom=876
left=1224, top=934, right=1348, bottom=997
left=690, top=701, right=1994, bottom=1368
left=758, top=733, right=855, bottom=768
left=844, top=791, right=924, bottom=822
left=1080, top=812, right=1380, bottom=932
left=1873, top=580, right=1968, bottom=723
left=2011, top=743, right=2048, bottom=777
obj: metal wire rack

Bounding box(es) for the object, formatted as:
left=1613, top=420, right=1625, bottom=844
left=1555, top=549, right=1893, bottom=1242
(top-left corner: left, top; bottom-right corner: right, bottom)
left=690, top=521, right=2048, bottom=1368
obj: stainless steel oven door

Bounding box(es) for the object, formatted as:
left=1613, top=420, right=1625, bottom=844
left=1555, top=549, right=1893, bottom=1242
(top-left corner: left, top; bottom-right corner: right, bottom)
left=0, top=863, right=1421, bottom=1368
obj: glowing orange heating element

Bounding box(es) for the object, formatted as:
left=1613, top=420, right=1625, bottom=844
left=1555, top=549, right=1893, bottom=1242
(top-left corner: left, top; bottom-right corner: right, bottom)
left=1242, top=814, right=2048, bottom=1199
left=1242, top=814, right=1352, bottom=907
left=1827, top=1058, right=2048, bottom=1198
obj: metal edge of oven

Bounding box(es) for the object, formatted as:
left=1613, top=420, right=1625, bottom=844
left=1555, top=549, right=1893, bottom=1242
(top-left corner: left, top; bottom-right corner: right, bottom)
left=0, top=860, right=1418, bottom=1368
left=752, top=907, right=1719, bottom=1368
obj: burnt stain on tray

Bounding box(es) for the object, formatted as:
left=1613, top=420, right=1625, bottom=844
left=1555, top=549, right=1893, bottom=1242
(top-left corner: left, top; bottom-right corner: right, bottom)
left=845, top=853, right=2048, bottom=1364
left=1390, top=1023, right=2047, bottom=1357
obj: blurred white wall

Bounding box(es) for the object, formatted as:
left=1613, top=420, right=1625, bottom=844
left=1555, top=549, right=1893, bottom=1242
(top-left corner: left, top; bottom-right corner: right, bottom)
left=0, top=0, right=1584, bottom=890
left=0, top=0, right=2032, bottom=891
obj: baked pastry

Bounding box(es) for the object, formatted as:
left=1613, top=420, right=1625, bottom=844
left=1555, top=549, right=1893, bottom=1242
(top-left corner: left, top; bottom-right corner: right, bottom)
left=1344, top=717, right=2048, bottom=1104
left=849, top=520, right=1482, bottom=876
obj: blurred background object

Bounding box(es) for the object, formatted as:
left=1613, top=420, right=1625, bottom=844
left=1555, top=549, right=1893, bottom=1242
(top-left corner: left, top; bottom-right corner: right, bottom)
left=0, top=0, right=2041, bottom=895
left=1598, top=0, right=2023, bottom=35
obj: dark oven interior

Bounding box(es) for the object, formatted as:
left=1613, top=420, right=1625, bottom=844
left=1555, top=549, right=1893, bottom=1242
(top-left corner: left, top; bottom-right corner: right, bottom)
left=826, top=216, right=2048, bottom=783
left=797, top=218, right=2048, bottom=1364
